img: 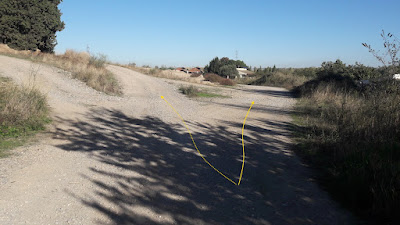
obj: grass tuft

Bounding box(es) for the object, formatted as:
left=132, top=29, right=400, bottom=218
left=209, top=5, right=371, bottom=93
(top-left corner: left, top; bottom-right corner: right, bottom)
left=179, top=85, right=226, bottom=98
left=0, top=76, right=50, bottom=157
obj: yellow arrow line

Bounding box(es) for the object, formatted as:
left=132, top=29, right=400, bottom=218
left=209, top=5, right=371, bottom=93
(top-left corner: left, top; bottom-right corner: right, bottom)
left=239, top=101, right=254, bottom=185
left=161, top=96, right=254, bottom=185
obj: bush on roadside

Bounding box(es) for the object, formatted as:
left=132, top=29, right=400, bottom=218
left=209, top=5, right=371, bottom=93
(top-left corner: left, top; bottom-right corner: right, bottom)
left=203, top=73, right=235, bottom=86
left=250, top=71, right=310, bottom=89
left=89, top=54, right=108, bottom=68
left=293, top=62, right=400, bottom=223
left=0, top=77, right=49, bottom=152
left=179, top=85, right=198, bottom=97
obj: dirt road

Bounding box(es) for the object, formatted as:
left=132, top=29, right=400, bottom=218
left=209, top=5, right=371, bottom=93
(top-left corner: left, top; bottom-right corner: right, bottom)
left=0, top=55, right=355, bottom=224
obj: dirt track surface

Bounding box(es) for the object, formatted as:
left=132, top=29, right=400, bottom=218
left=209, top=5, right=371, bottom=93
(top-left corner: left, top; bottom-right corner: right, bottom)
left=0, top=55, right=355, bottom=224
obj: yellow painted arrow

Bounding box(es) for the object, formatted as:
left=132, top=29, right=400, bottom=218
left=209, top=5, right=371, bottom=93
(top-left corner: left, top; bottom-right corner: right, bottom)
left=161, top=96, right=254, bottom=185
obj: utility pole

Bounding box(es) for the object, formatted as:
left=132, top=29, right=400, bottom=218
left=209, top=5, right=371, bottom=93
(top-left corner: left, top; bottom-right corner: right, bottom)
left=235, top=50, right=238, bottom=60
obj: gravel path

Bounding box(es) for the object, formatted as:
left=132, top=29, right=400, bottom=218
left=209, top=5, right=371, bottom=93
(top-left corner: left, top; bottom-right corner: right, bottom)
left=0, top=56, right=355, bottom=224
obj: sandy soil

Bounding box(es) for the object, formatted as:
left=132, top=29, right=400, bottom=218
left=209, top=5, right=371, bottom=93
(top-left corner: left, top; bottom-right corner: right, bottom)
left=0, top=55, right=355, bottom=224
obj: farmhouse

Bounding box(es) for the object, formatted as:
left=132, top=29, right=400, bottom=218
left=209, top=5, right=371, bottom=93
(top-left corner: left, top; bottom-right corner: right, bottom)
left=188, top=67, right=202, bottom=74
left=237, top=68, right=248, bottom=78
left=175, top=67, right=186, bottom=72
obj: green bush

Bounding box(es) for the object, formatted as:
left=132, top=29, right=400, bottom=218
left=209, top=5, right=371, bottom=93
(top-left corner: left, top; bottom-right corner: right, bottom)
left=179, top=86, right=199, bottom=97
left=219, top=64, right=239, bottom=77
left=204, top=56, right=247, bottom=77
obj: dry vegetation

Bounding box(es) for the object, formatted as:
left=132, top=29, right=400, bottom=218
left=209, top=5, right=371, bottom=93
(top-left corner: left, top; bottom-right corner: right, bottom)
left=0, top=44, right=121, bottom=95
left=245, top=70, right=314, bottom=89
left=0, top=76, right=49, bottom=156
left=119, top=64, right=237, bottom=86
left=292, top=65, right=400, bottom=223
left=203, top=73, right=235, bottom=86
left=178, top=85, right=227, bottom=98
left=239, top=59, right=400, bottom=223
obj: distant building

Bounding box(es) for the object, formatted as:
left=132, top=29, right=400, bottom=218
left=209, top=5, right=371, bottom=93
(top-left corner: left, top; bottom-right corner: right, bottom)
left=188, top=67, right=202, bottom=74
left=236, top=68, right=248, bottom=78
left=175, top=67, right=186, bottom=72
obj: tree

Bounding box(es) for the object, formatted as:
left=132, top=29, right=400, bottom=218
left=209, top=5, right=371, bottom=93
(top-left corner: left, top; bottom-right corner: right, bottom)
left=362, top=30, right=400, bottom=76
left=233, top=60, right=248, bottom=68
left=0, top=0, right=65, bottom=52
left=207, top=57, right=221, bottom=74
left=219, top=64, right=239, bottom=77
left=204, top=56, right=247, bottom=77
left=220, top=57, right=231, bottom=66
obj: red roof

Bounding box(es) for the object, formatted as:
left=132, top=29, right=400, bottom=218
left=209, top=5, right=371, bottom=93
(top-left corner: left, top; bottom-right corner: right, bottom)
left=188, top=68, right=201, bottom=73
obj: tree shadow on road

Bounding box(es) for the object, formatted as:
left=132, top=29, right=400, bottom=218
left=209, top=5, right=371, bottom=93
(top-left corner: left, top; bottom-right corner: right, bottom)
left=53, top=108, right=353, bottom=225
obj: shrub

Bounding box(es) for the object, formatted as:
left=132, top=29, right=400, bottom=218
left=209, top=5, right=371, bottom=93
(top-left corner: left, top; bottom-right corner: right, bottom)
left=0, top=77, right=49, bottom=137
left=250, top=72, right=310, bottom=89
left=203, top=73, right=235, bottom=86
left=218, top=78, right=235, bottom=86
left=204, top=73, right=223, bottom=83
left=89, top=54, right=107, bottom=68
left=179, top=85, right=198, bottom=97
left=148, top=68, right=162, bottom=76
left=294, top=69, right=400, bottom=223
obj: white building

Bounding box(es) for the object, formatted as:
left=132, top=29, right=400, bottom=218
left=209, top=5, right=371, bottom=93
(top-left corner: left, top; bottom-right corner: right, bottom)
left=236, top=68, right=248, bottom=78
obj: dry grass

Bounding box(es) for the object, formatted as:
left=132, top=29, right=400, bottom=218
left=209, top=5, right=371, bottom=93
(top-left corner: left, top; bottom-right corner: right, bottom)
left=203, top=73, right=236, bottom=86
left=249, top=71, right=310, bottom=89
left=179, top=85, right=227, bottom=98
left=0, top=44, right=121, bottom=95
left=0, top=76, right=49, bottom=156
left=294, top=79, right=400, bottom=223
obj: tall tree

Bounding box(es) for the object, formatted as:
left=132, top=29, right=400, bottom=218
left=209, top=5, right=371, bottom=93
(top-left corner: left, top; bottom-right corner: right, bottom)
left=0, top=0, right=65, bottom=52
left=207, top=57, right=221, bottom=74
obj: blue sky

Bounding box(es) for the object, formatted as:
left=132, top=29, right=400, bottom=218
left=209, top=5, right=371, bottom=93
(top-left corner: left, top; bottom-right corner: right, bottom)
left=55, top=0, right=400, bottom=68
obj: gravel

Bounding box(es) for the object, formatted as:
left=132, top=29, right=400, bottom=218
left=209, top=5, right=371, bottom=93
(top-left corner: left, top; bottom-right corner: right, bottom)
left=0, top=56, right=355, bottom=225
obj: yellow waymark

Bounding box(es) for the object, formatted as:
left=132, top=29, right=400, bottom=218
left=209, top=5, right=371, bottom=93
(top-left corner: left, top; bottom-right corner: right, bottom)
left=161, top=96, right=254, bottom=186
left=239, top=100, right=254, bottom=185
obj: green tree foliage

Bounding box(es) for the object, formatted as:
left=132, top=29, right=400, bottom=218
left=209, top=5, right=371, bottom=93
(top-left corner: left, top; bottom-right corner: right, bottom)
left=318, top=59, right=382, bottom=80
left=219, top=64, right=239, bottom=77
left=234, top=60, right=248, bottom=68
left=204, top=56, right=247, bottom=77
left=206, top=57, right=221, bottom=74
left=0, top=0, right=65, bottom=52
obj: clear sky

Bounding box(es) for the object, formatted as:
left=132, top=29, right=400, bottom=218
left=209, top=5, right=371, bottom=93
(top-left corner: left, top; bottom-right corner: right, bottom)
left=55, top=0, right=400, bottom=68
